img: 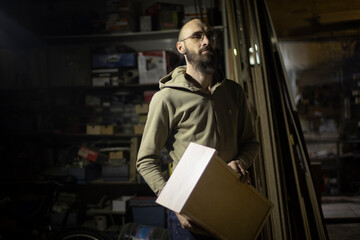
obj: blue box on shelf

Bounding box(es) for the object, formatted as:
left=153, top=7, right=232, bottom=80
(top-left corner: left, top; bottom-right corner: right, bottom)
left=68, top=165, right=101, bottom=184
left=92, top=53, right=136, bottom=68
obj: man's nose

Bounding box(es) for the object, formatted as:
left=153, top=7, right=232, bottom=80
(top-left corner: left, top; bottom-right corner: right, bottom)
left=201, top=34, right=210, bottom=45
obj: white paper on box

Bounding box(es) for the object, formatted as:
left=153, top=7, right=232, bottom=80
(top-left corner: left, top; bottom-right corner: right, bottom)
left=156, top=143, right=216, bottom=213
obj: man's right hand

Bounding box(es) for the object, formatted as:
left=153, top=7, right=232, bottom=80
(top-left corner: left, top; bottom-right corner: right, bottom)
left=175, top=212, right=213, bottom=236
left=175, top=212, right=192, bottom=229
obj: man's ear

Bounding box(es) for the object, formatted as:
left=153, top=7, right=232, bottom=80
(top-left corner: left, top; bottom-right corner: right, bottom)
left=176, top=41, right=186, bottom=54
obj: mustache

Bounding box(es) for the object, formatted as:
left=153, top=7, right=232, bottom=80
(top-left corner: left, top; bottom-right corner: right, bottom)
left=199, top=46, right=215, bottom=53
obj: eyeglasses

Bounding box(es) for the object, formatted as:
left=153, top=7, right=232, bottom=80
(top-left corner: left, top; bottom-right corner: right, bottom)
left=180, top=31, right=216, bottom=42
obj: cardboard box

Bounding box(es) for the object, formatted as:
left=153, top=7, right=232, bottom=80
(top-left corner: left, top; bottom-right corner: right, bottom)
left=145, top=2, right=184, bottom=30
left=138, top=114, right=147, bottom=124
left=138, top=50, right=178, bottom=84
left=91, top=68, right=120, bottom=86
left=77, top=145, right=108, bottom=165
left=101, top=125, right=114, bottom=135
left=107, top=0, right=133, bottom=12
left=92, top=77, right=111, bottom=87
left=183, top=6, right=208, bottom=24
left=92, top=53, right=136, bottom=69
left=86, top=125, right=101, bottom=135
left=86, top=125, right=114, bottom=135
left=156, top=142, right=273, bottom=240
left=135, top=103, right=149, bottom=114
left=109, top=151, right=124, bottom=160
left=106, top=12, right=135, bottom=32
left=133, top=124, right=145, bottom=135
left=140, top=15, right=152, bottom=32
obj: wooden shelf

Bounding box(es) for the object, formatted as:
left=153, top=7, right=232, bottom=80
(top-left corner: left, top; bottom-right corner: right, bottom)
left=89, top=179, right=139, bottom=185
left=43, top=26, right=225, bottom=42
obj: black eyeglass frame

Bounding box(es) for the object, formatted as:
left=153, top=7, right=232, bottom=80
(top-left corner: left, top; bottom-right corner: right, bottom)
left=179, top=31, right=217, bottom=42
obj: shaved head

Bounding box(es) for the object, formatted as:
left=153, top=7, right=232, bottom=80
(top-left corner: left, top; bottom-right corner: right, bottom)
left=178, top=18, right=212, bottom=41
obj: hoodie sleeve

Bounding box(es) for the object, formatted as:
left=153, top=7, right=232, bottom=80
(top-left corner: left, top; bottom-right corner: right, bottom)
left=136, top=92, right=170, bottom=196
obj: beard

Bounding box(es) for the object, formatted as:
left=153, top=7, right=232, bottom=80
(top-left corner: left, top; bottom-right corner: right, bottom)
left=185, top=45, right=218, bottom=74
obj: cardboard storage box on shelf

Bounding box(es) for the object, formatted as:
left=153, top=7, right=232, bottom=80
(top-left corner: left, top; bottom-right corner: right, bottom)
left=91, top=68, right=120, bottom=87
left=133, top=124, right=145, bottom=135
left=106, top=12, right=136, bottom=32
left=86, top=125, right=114, bottom=135
left=138, top=50, right=178, bottom=84
left=135, top=103, right=149, bottom=114
left=106, top=0, right=136, bottom=33
left=134, top=103, right=149, bottom=134
left=107, top=0, right=133, bottom=12
left=109, top=151, right=124, bottom=160
left=77, top=145, right=108, bottom=165
left=183, top=6, right=208, bottom=23
left=140, top=15, right=152, bottom=32
left=156, top=142, right=273, bottom=240
left=138, top=115, right=147, bottom=124
left=145, top=2, right=184, bottom=30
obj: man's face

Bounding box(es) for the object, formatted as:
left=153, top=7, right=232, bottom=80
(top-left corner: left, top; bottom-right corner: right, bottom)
left=181, top=20, right=218, bottom=74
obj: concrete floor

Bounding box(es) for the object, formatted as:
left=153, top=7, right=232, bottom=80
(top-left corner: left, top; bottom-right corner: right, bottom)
left=326, top=223, right=360, bottom=240
left=321, top=196, right=360, bottom=240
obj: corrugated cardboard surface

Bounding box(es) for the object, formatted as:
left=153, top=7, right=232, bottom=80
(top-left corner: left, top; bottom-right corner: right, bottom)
left=157, top=142, right=273, bottom=240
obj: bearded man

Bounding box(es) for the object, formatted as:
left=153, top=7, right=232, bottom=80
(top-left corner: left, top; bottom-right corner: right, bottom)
left=136, top=18, right=260, bottom=240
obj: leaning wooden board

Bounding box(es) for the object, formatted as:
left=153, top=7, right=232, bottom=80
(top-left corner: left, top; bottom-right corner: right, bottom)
left=156, top=142, right=273, bottom=240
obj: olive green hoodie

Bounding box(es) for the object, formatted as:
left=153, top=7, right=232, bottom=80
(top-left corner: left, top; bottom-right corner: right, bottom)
left=136, top=66, right=259, bottom=196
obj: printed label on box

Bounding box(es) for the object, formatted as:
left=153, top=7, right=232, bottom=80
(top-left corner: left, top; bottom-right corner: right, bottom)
left=138, top=51, right=167, bottom=84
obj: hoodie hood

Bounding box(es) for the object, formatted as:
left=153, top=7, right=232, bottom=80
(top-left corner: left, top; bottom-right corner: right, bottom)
left=159, top=65, right=225, bottom=92
left=159, top=66, right=197, bottom=90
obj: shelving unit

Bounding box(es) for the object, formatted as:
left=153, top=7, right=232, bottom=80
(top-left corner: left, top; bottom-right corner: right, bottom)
left=0, top=4, right=231, bottom=234
left=0, top=0, right=229, bottom=192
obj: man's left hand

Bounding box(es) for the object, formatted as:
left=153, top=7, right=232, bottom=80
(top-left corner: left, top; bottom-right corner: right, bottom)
left=227, top=160, right=251, bottom=184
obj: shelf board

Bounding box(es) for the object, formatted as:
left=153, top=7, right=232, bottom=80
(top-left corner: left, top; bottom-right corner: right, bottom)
left=52, top=133, right=142, bottom=138
left=89, top=179, right=140, bottom=185
left=42, top=26, right=225, bottom=42
left=44, top=29, right=180, bottom=40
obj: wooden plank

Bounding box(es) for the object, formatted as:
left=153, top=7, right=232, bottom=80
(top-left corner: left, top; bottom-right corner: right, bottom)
left=156, top=142, right=273, bottom=240
left=245, top=0, right=290, bottom=238
left=225, top=0, right=243, bottom=86
left=129, top=137, right=138, bottom=182
left=252, top=1, right=310, bottom=238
